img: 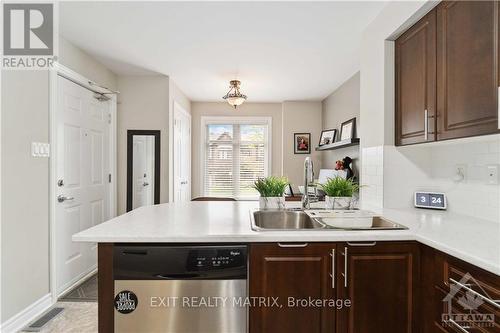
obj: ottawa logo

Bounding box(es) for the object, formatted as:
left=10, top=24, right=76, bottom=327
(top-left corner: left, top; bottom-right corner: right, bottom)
left=114, top=290, right=138, bottom=314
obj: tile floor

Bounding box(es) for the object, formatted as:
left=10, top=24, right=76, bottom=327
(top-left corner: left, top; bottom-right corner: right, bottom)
left=21, top=302, right=98, bottom=333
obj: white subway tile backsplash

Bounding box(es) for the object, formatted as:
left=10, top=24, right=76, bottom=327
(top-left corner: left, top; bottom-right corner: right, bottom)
left=361, top=137, right=500, bottom=223
left=488, top=192, right=499, bottom=207
left=361, top=145, right=384, bottom=209
left=488, top=141, right=500, bottom=153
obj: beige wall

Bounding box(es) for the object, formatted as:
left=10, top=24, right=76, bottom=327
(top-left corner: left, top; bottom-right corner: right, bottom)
left=59, top=37, right=118, bottom=90
left=1, top=71, right=51, bottom=322
left=282, top=101, right=322, bottom=189
left=321, top=72, right=360, bottom=175
left=116, top=75, right=170, bottom=214
left=191, top=102, right=283, bottom=198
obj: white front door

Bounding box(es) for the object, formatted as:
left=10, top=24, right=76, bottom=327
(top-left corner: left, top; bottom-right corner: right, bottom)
left=132, top=135, right=155, bottom=209
left=173, top=104, right=191, bottom=202
left=56, top=76, right=110, bottom=295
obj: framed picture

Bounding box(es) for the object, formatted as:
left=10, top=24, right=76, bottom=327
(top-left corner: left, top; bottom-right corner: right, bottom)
left=340, top=117, right=356, bottom=141
left=319, top=129, right=337, bottom=146
left=294, top=133, right=311, bottom=154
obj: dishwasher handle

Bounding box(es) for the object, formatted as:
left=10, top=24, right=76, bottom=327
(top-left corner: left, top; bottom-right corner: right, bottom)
left=155, top=273, right=200, bottom=279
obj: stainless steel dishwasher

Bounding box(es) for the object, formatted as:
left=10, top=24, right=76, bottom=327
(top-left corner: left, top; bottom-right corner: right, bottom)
left=113, top=245, right=247, bottom=333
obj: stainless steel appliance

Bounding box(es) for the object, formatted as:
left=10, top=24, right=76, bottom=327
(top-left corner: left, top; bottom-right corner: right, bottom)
left=114, top=245, right=247, bottom=333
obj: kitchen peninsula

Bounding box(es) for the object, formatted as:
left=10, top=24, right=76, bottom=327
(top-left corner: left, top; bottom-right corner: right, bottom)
left=73, top=201, right=500, bottom=333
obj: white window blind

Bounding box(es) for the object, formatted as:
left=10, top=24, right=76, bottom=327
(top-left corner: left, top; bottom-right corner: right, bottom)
left=203, top=119, right=270, bottom=199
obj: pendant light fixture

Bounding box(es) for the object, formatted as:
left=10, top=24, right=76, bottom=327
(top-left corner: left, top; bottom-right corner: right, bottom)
left=222, top=80, right=247, bottom=108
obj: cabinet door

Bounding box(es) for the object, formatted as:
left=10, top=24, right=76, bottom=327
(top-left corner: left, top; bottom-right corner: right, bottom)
left=336, top=241, right=419, bottom=333
left=395, top=10, right=437, bottom=145
left=436, top=1, right=499, bottom=140
left=249, top=243, right=335, bottom=333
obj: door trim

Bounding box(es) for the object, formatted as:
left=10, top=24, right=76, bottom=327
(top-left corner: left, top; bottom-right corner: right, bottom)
left=126, top=130, right=161, bottom=212
left=49, top=62, right=117, bottom=303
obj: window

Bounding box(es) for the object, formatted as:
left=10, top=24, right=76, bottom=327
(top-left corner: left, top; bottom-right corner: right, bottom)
left=202, top=117, right=271, bottom=199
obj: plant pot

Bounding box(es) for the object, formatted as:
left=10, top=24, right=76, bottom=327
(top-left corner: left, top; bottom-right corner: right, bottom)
left=259, top=196, right=285, bottom=210
left=325, top=196, right=352, bottom=210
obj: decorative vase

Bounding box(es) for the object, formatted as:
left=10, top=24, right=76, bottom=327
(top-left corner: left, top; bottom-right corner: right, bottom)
left=259, top=196, right=285, bottom=210
left=325, top=196, right=352, bottom=210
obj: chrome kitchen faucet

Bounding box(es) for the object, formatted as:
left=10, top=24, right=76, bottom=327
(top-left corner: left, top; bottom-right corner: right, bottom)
left=301, top=157, right=314, bottom=209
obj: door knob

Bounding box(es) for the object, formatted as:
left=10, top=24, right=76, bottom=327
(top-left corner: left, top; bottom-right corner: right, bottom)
left=143, top=182, right=149, bottom=187
left=181, top=181, right=188, bottom=185
left=57, top=195, right=74, bottom=203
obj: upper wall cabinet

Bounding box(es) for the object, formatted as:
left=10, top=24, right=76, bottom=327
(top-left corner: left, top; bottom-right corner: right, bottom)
left=436, top=1, right=499, bottom=140
left=396, top=1, right=499, bottom=146
left=396, top=10, right=437, bottom=145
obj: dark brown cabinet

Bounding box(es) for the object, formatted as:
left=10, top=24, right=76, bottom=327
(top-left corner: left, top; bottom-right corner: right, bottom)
left=420, top=245, right=500, bottom=333
left=249, top=242, right=418, bottom=333
left=436, top=1, right=499, bottom=140
left=396, top=10, right=437, bottom=145
left=336, top=242, right=419, bottom=333
left=396, top=1, right=499, bottom=146
left=249, top=243, right=335, bottom=333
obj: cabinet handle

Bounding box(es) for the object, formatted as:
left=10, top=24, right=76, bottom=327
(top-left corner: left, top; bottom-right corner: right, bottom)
left=447, top=318, right=470, bottom=333
left=277, top=243, right=308, bottom=248
left=344, top=246, right=348, bottom=288
left=330, top=249, right=335, bottom=289
left=424, top=109, right=429, bottom=141
left=346, top=241, right=376, bottom=246
left=449, top=278, right=500, bottom=310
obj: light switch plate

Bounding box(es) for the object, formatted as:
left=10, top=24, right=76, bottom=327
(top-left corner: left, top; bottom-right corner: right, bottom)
left=31, top=142, right=50, bottom=157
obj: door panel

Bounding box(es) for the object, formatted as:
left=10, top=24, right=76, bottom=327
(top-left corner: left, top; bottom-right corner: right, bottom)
left=337, top=242, right=419, bottom=333
left=437, top=1, right=499, bottom=140
left=56, top=76, right=110, bottom=294
left=249, top=243, right=335, bottom=333
left=90, top=130, right=103, bottom=185
left=396, top=10, right=436, bottom=145
left=173, top=105, right=191, bottom=202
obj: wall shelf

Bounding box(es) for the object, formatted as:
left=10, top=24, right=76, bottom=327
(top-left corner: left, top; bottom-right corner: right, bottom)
left=315, top=138, right=360, bottom=151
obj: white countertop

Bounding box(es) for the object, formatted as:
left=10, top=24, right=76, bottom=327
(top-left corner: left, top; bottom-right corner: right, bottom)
left=72, top=201, right=500, bottom=275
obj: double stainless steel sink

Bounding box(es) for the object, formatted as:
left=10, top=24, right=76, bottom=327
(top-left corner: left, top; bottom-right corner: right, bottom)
left=250, top=209, right=407, bottom=231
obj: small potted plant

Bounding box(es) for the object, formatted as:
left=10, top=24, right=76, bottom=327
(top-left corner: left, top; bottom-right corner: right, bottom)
left=319, top=177, right=359, bottom=210
left=252, top=176, right=289, bottom=210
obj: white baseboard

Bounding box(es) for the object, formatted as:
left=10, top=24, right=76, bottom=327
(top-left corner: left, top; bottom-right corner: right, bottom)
left=0, top=293, right=53, bottom=333
left=57, top=267, right=97, bottom=299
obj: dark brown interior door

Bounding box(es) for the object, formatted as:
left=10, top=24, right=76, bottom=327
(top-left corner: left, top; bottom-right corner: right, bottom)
left=336, top=242, right=419, bottom=333
left=249, top=243, right=335, bottom=333
left=436, top=1, right=499, bottom=140
left=395, top=10, right=437, bottom=146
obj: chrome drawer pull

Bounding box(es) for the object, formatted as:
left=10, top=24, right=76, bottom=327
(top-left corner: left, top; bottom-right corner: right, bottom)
left=277, top=243, right=308, bottom=248
left=424, top=109, right=429, bottom=141
left=344, top=246, right=348, bottom=288
left=346, top=241, right=377, bottom=246
left=330, top=249, right=335, bottom=289
left=449, top=278, right=500, bottom=310
left=447, top=319, right=469, bottom=333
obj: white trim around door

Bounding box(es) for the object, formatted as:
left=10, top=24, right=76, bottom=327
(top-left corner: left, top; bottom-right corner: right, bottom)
left=49, top=63, right=117, bottom=303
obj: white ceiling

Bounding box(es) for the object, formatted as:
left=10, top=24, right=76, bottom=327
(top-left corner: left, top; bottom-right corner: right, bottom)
left=60, top=1, right=386, bottom=102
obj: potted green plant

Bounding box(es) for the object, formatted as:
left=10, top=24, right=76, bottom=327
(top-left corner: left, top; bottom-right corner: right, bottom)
left=319, top=177, right=359, bottom=210
left=252, top=176, right=289, bottom=210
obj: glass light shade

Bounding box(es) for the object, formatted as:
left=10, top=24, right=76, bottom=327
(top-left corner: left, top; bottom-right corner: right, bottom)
left=226, top=96, right=246, bottom=107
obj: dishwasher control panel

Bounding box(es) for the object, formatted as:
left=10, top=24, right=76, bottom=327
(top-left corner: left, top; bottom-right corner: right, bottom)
left=187, top=247, right=246, bottom=270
